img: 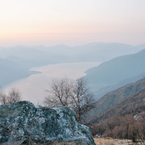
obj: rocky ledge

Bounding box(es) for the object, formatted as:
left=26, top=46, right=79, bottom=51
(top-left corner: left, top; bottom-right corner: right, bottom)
left=0, top=101, right=95, bottom=145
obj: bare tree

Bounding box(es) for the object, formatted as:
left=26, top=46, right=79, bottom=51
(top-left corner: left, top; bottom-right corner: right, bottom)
left=0, top=88, right=22, bottom=105
left=0, top=91, right=7, bottom=104
left=44, top=78, right=73, bottom=108
left=44, top=78, right=95, bottom=123
left=72, top=78, right=95, bottom=122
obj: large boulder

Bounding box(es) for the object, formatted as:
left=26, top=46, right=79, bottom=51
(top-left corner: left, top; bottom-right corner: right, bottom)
left=0, top=101, right=96, bottom=145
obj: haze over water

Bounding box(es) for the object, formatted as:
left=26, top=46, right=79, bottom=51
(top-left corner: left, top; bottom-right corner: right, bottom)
left=3, top=62, right=101, bottom=105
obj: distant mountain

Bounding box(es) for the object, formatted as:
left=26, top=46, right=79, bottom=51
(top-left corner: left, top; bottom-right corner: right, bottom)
left=84, top=77, right=145, bottom=122
left=36, top=42, right=145, bottom=62
left=0, top=42, right=144, bottom=64
left=5, top=55, right=42, bottom=70
left=0, top=47, right=74, bottom=88
left=74, top=42, right=139, bottom=62
left=86, top=49, right=145, bottom=84
left=0, top=46, right=74, bottom=66
left=0, top=58, right=34, bottom=87
left=93, top=71, right=145, bottom=100
left=0, top=42, right=145, bottom=88
left=84, top=49, right=145, bottom=100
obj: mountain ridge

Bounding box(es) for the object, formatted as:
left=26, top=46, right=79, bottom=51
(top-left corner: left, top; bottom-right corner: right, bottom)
left=84, top=76, right=145, bottom=123
left=0, top=42, right=145, bottom=88
left=83, top=48, right=145, bottom=101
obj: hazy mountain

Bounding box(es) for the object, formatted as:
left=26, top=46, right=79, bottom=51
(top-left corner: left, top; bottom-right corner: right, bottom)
left=0, top=42, right=144, bottom=64
left=0, top=46, right=75, bottom=88
left=5, top=55, right=42, bottom=69
left=74, top=42, right=139, bottom=62
left=84, top=76, right=145, bottom=122
left=84, top=49, right=145, bottom=100
left=86, top=49, right=145, bottom=84
left=0, top=46, right=74, bottom=65
left=0, top=58, right=35, bottom=87
left=93, top=71, right=145, bottom=101
left=135, top=43, right=145, bottom=50
left=0, top=42, right=145, bottom=88
left=35, top=42, right=145, bottom=62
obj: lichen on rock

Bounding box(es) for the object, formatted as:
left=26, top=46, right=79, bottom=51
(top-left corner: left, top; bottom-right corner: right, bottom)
left=0, top=101, right=96, bottom=145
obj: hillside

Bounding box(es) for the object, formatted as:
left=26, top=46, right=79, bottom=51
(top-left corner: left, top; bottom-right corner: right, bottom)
left=89, top=86, right=145, bottom=125
left=88, top=87, right=145, bottom=140
left=84, top=77, right=145, bottom=122
left=86, top=49, right=145, bottom=84
left=0, top=58, right=34, bottom=87
left=93, top=71, right=145, bottom=101
left=84, top=49, right=145, bottom=100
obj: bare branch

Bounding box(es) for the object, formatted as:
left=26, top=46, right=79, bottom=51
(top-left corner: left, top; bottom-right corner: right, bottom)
left=0, top=88, right=22, bottom=105
left=0, top=91, right=7, bottom=104
left=44, top=78, right=95, bottom=123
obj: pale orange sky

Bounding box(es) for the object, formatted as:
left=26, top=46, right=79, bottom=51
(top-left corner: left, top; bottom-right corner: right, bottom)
left=0, top=0, right=145, bottom=46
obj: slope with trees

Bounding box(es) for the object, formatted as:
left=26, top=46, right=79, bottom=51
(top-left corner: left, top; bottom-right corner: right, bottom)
left=89, top=87, right=145, bottom=142
left=85, top=76, right=145, bottom=122
left=89, top=87, right=145, bottom=125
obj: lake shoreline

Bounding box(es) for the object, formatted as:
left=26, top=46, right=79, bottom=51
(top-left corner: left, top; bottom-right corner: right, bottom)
left=3, top=61, right=102, bottom=104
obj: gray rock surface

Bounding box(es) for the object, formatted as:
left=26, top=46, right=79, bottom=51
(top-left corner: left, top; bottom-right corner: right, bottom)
left=0, top=101, right=95, bottom=145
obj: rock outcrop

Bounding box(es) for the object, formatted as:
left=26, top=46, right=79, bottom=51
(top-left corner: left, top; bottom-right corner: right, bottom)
left=0, top=101, right=95, bottom=145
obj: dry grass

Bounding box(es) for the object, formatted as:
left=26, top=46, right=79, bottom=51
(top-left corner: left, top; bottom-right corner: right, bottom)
left=94, top=137, right=145, bottom=145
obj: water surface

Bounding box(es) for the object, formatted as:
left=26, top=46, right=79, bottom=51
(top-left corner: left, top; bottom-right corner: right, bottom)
left=4, top=62, right=101, bottom=104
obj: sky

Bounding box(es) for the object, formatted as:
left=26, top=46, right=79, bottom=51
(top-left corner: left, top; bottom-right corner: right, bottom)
left=0, top=0, right=145, bottom=47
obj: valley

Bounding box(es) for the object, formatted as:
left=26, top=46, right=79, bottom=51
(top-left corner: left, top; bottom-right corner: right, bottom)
left=1, top=1, right=145, bottom=144
left=1, top=43, right=145, bottom=143
left=3, top=61, right=101, bottom=104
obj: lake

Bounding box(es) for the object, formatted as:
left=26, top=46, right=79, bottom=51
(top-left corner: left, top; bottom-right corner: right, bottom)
left=3, top=62, right=101, bottom=105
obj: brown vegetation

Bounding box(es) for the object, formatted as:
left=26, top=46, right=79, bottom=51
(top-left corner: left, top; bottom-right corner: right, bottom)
left=91, top=114, right=145, bottom=142
left=88, top=87, right=145, bottom=125
left=89, top=87, right=145, bottom=143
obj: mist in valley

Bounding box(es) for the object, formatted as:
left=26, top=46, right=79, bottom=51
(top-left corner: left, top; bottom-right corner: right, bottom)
left=1, top=43, right=145, bottom=104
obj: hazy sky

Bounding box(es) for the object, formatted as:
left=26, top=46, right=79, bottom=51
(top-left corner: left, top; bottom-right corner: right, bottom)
left=0, top=0, right=145, bottom=46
